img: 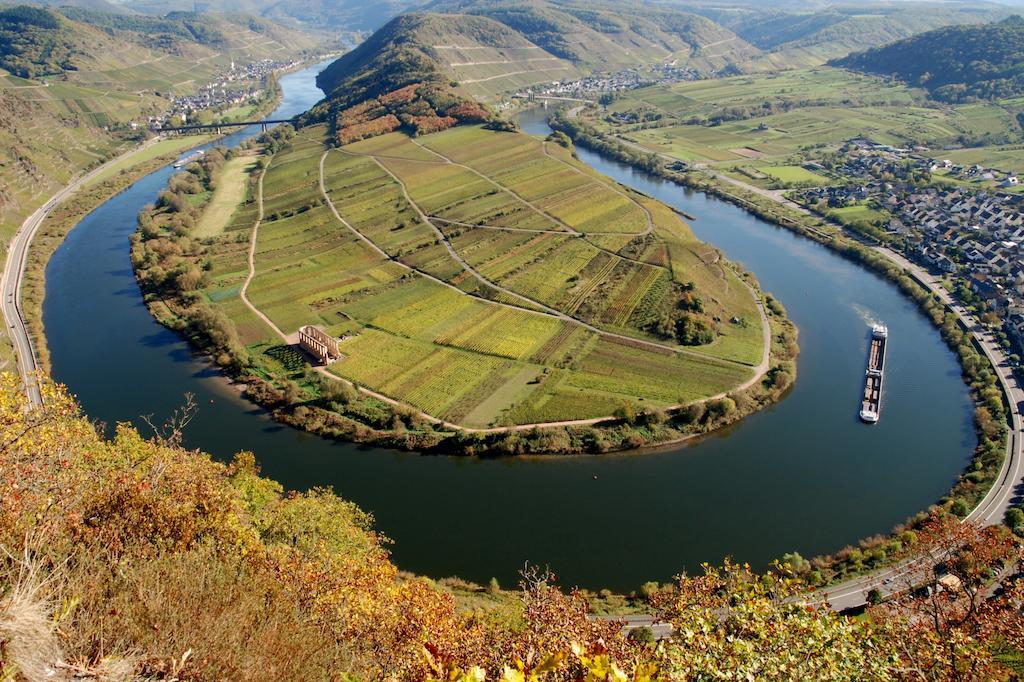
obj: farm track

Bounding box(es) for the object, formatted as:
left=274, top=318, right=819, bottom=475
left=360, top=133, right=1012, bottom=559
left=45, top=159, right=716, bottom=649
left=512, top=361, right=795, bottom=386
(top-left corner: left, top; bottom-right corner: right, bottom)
left=238, top=156, right=294, bottom=343
left=539, top=140, right=655, bottom=237
left=342, top=141, right=668, bottom=270
left=407, top=139, right=586, bottom=235
left=231, top=137, right=773, bottom=433
left=342, top=146, right=754, bottom=366
left=429, top=216, right=666, bottom=271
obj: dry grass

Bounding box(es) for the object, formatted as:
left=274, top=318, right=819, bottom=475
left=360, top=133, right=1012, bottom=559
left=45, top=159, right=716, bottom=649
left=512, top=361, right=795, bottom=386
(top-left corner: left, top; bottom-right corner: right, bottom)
left=0, top=554, right=62, bottom=682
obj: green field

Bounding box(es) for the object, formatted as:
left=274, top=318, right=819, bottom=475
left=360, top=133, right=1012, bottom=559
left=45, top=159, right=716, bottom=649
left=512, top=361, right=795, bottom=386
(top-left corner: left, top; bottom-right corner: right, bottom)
left=198, top=125, right=765, bottom=428
left=762, top=166, right=829, bottom=185
left=601, top=67, right=1017, bottom=170
left=828, top=203, right=889, bottom=225
left=195, top=154, right=256, bottom=238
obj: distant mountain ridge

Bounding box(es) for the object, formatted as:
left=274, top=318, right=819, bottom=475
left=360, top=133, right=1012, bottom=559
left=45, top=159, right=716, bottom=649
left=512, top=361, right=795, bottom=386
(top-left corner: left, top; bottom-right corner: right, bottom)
left=690, top=2, right=1011, bottom=65
left=427, top=0, right=760, bottom=72
left=834, top=15, right=1024, bottom=102
left=122, top=0, right=427, bottom=31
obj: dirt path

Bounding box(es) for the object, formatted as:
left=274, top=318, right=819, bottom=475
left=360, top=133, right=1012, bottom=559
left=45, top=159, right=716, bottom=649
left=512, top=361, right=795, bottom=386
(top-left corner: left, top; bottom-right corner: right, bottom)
left=238, top=159, right=295, bottom=344
left=356, top=148, right=753, bottom=365
left=540, top=140, right=655, bottom=236
left=406, top=138, right=585, bottom=234
left=230, top=142, right=774, bottom=434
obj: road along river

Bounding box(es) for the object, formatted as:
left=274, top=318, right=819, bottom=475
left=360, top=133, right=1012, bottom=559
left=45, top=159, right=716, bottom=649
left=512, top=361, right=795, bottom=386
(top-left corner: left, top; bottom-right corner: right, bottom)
left=42, top=65, right=975, bottom=591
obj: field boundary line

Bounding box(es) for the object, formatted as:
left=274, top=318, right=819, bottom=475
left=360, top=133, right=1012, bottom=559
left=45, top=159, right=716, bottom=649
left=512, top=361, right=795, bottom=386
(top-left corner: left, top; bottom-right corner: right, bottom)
left=231, top=140, right=775, bottom=433
left=359, top=148, right=754, bottom=366
left=238, top=156, right=291, bottom=342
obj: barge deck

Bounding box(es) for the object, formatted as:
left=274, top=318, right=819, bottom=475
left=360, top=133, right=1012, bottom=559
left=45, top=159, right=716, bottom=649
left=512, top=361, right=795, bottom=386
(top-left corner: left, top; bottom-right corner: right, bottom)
left=860, top=324, right=888, bottom=423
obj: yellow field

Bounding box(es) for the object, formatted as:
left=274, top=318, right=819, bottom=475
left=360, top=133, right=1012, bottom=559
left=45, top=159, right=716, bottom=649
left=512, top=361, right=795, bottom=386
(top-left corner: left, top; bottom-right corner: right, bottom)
left=199, top=125, right=765, bottom=426
left=195, top=154, right=256, bottom=239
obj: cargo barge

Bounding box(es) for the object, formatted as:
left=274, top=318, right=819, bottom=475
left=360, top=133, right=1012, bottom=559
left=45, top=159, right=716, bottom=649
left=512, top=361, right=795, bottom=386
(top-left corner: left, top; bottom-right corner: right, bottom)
left=860, top=324, right=888, bottom=423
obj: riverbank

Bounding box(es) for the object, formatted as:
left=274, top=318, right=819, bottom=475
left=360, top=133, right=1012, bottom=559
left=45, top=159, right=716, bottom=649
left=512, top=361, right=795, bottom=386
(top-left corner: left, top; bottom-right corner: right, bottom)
left=43, top=62, right=975, bottom=590
left=18, top=61, right=309, bottom=374
left=549, top=107, right=1011, bottom=585
left=131, top=125, right=798, bottom=457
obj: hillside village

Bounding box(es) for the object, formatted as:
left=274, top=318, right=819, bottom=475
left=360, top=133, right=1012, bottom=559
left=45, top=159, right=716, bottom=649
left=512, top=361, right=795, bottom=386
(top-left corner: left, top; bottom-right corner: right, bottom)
left=800, top=138, right=1024, bottom=359
left=515, top=63, right=709, bottom=101
left=156, top=58, right=301, bottom=127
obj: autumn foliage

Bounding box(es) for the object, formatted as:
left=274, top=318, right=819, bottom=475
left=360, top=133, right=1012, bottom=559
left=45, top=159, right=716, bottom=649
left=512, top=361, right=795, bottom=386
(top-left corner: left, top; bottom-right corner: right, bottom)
left=330, top=81, right=491, bottom=146
left=0, top=374, right=1022, bottom=681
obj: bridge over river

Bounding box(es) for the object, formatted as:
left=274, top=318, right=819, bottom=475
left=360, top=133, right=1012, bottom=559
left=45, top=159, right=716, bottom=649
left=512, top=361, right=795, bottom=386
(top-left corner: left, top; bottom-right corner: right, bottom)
left=153, top=117, right=296, bottom=134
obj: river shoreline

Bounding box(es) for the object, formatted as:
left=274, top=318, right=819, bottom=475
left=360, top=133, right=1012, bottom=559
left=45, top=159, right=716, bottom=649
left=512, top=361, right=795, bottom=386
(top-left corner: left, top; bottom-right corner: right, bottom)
left=43, top=65, right=976, bottom=590
left=21, top=59, right=320, bottom=372
left=132, top=129, right=798, bottom=457
left=547, top=106, right=1011, bottom=582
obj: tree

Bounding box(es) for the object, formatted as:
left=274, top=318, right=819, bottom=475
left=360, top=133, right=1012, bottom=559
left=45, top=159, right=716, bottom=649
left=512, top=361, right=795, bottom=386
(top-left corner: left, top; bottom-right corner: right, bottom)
left=282, top=381, right=303, bottom=405
left=321, top=379, right=357, bottom=405
left=869, top=514, right=1024, bottom=680
left=651, top=560, right=897, bottom=680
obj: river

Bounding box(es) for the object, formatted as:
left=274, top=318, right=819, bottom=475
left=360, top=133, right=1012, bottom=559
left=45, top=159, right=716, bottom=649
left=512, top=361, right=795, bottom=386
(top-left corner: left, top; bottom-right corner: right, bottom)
left=42, top=63, right=975, bottom=591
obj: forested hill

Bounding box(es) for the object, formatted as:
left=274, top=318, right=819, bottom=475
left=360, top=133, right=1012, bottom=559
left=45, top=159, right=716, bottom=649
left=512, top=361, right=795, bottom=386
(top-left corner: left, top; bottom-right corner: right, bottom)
left=834, top=16, right=1024, bottom=102
left=0, top=5, right=313, bottom=78
left=306, top=1, right=763, bottom=144
left=304, top=13, right=497, bottom=143
left=700, top=2, right=1010, bottom=66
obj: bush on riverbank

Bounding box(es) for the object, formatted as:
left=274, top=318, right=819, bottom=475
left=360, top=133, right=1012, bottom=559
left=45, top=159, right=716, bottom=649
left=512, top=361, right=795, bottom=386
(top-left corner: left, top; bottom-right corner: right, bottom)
left=23, top=149, right=205, bottom=372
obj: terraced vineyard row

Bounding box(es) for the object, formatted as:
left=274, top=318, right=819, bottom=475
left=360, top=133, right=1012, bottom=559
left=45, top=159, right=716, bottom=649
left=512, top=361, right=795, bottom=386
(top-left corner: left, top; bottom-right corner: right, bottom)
left=201, top=125, right=766, bottom=427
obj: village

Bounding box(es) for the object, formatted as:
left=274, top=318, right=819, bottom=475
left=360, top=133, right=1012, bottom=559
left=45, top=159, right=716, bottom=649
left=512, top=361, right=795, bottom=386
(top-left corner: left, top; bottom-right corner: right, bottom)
left=151, top=58, right=300, bottom=128
left=798, top=137, right=1024, bottom=360
left=516, top=62, right=706, bottom=101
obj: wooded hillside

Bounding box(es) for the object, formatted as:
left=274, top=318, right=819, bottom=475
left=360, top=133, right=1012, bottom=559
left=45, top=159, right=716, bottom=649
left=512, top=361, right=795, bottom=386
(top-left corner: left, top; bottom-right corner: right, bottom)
left=835, top=16, right=1024, bottom=102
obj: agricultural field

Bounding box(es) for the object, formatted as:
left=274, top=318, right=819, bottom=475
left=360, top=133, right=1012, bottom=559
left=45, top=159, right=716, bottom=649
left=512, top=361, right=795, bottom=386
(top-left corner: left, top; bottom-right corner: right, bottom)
left=599, top=67, right=1019, bottom=171
left=939, top=145, right=1024, bottom=175
left=195, top=154, right=257, bottom=238
left=199, top=125, right=766, bottom=428
left=762, top=166, right=829, bottom=185
left=436, top=44, right=582, bottom=102
left=828, top=203, right=889, bottom=226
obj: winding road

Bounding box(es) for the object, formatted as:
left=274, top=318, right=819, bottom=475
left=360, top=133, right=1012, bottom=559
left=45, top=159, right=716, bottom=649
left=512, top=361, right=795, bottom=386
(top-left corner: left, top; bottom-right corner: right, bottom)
left=1, top=137, right=164, bottom=407
left=675, top=157, right=1024, bottom=609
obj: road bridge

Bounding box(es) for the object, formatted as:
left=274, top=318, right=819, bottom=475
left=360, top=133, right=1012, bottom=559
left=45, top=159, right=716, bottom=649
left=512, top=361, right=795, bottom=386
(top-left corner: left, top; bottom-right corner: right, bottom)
left=153, top=118, right=296, bottom=134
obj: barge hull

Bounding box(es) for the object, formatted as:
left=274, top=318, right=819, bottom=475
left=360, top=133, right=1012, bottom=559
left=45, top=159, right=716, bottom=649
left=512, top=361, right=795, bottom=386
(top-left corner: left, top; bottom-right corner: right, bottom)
left=860, top=325, right=887, bottom=423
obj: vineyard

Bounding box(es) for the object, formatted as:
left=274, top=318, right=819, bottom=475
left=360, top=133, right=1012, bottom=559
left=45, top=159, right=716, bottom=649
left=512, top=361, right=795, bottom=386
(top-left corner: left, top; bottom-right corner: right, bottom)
left=198, top=124, right=767, bottom=427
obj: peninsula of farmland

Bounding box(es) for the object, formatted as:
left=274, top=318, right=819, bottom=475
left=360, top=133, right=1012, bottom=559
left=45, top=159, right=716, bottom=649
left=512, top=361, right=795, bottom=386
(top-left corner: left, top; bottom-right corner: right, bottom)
left=172, top=123, right=772, bottom=429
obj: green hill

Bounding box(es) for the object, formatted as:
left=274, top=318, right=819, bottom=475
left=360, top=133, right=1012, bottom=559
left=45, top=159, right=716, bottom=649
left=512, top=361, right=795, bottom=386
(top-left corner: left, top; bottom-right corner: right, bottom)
left=431, top=0, right=762, bottom=73
left=698, top=2, right=1010, bottom=66
left=834, top=15, right=1024, bottom=102
left=306, top=1, right=765, bottom=142
left=306, top=13, right=498, bottom=141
